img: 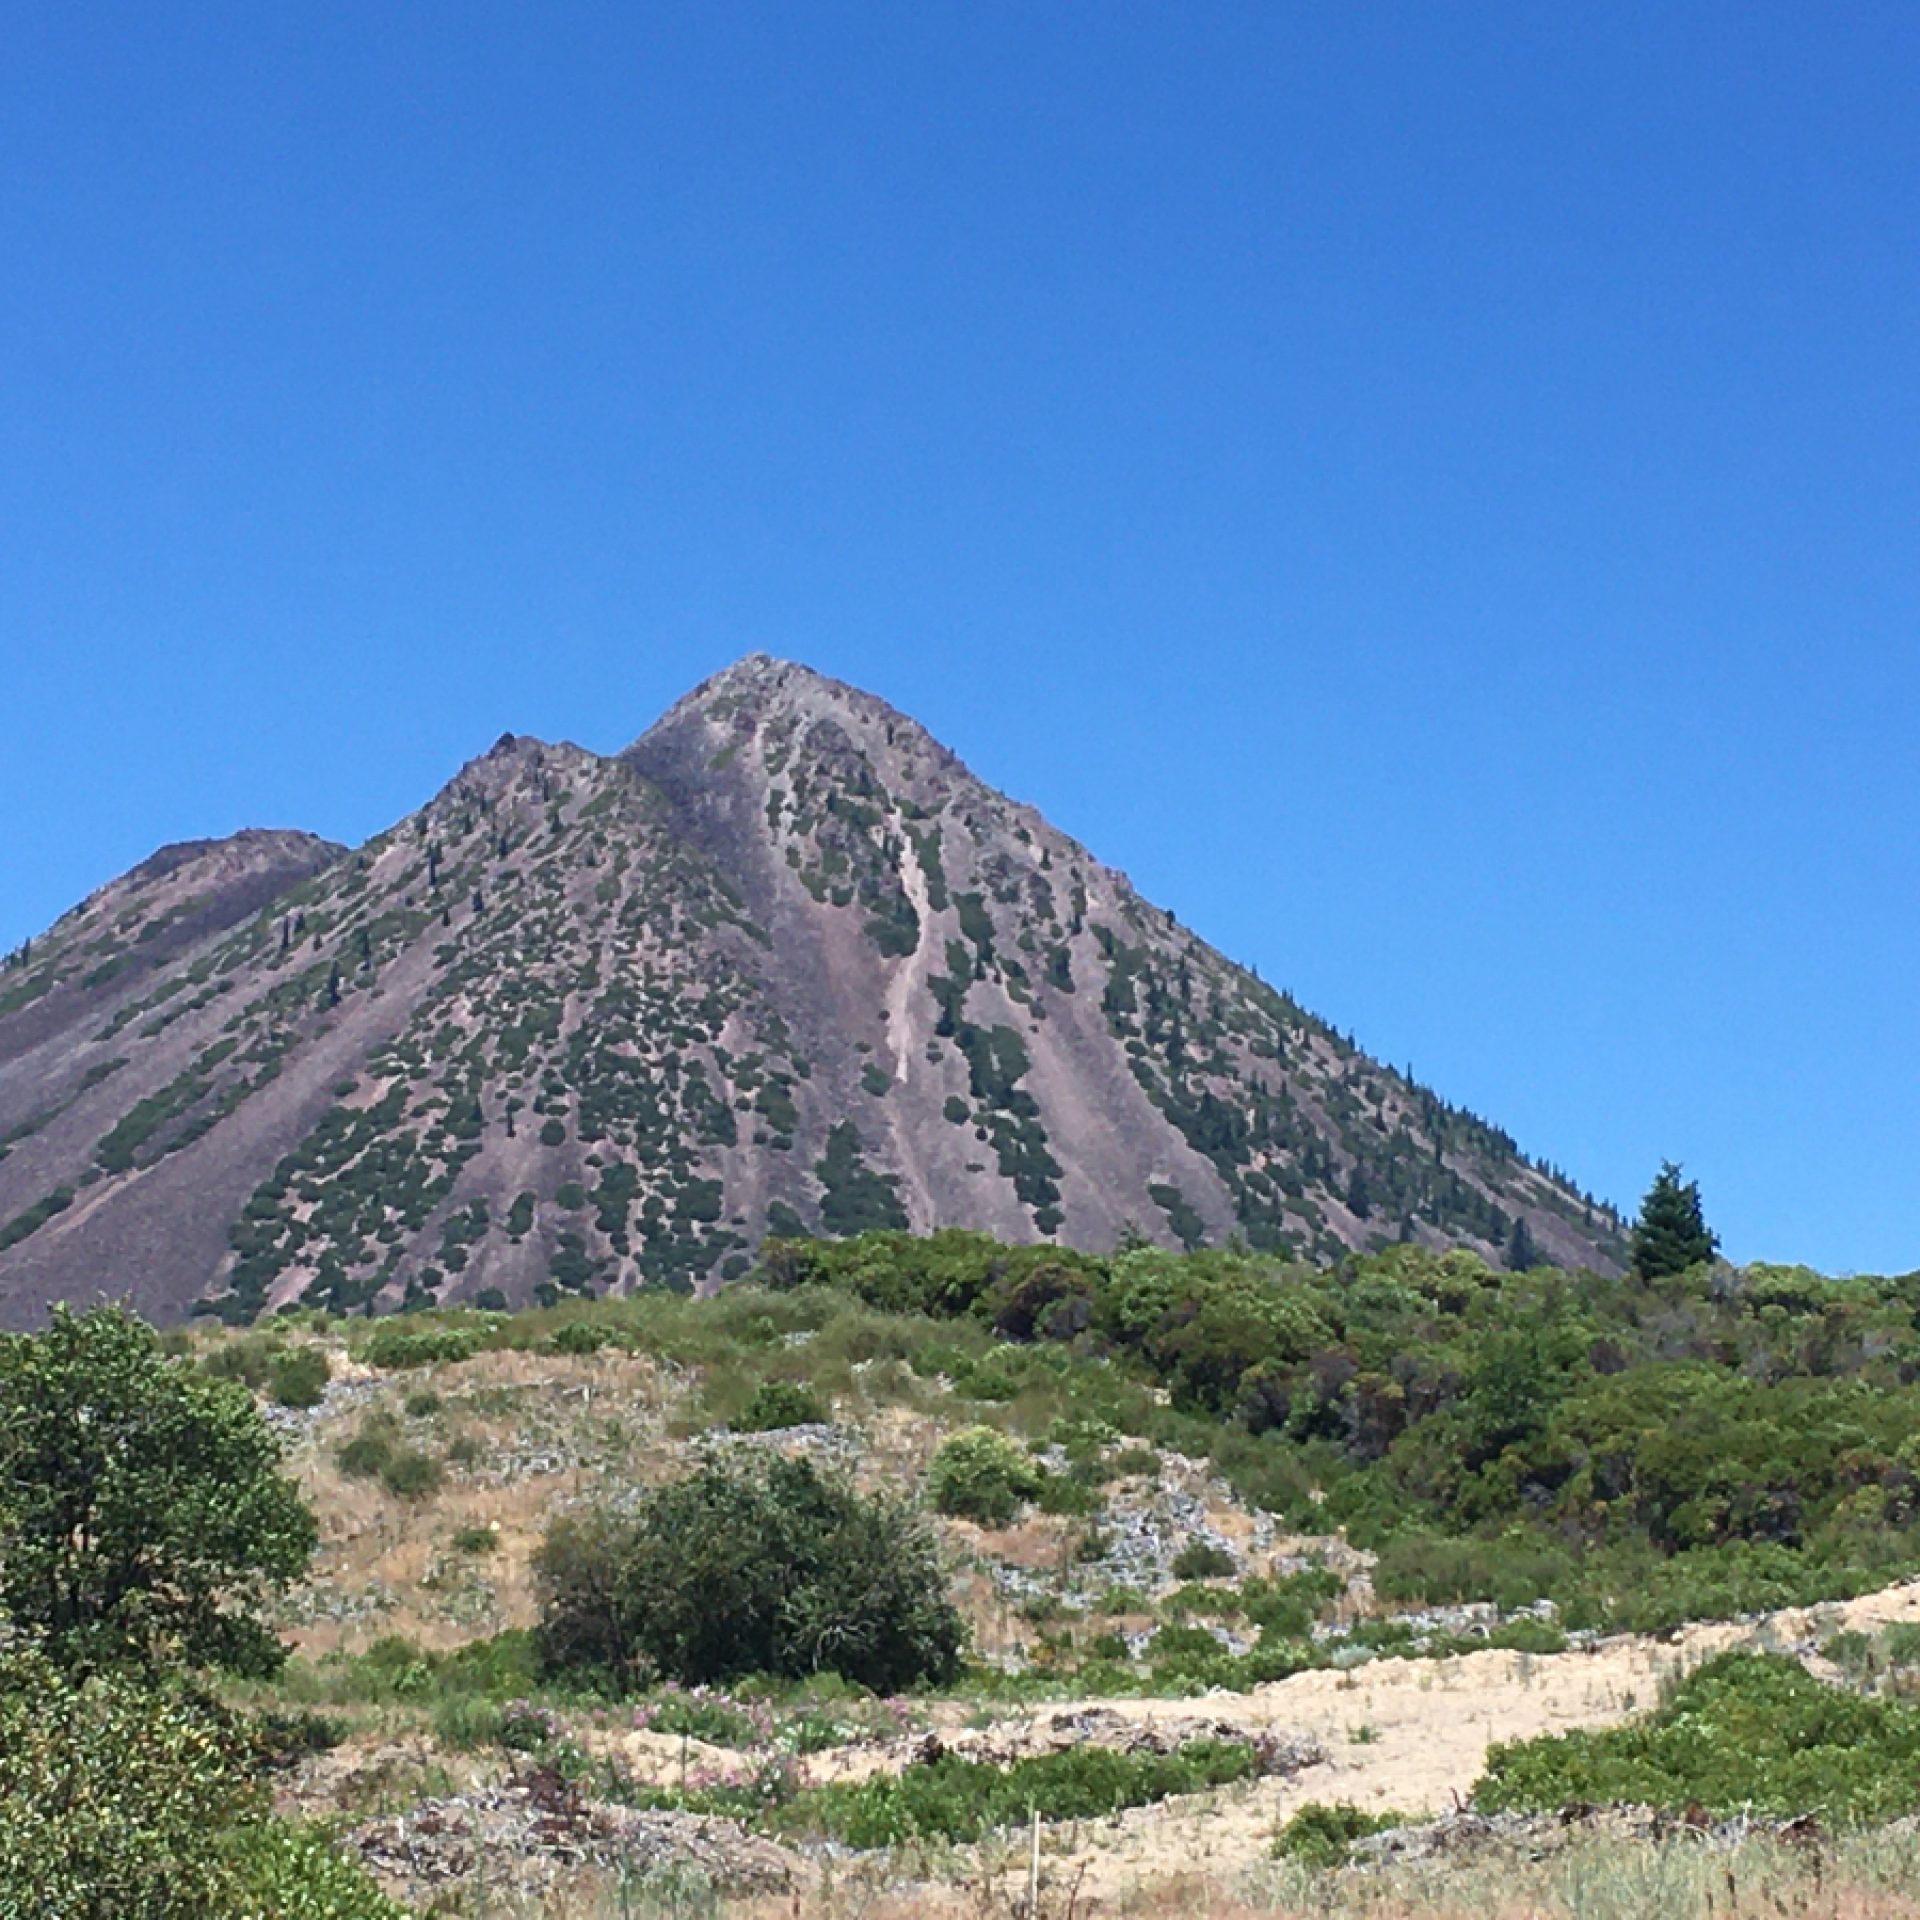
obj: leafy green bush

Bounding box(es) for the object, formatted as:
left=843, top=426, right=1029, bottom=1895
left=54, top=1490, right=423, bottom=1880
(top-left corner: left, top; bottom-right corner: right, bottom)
left=926, top=1426, right=1045, bottom=1526
left=360, top=1321, right=480, bottom=1369
left=1171, top=1538, right=1237, bottom=1580
left=227, top=1822, right=412, bottom=1917
left=734, top=1378, right=828, bottom=1432
left=334, top=1417, right=398, bottom=1480
left=0, top=1646, right=405, bottom=1918
left=0, top=1305, right=316, bottom=1676
left=379, top=1447, right=445, bottom=1500
left=761, top=1231, right=1920, bottom=1637
left=791, top=1739, right=1262, bottom=1847
left=1273, top=1801, right=1405, bottom=1866
left=0, top=1646, right=255, bottom=1915
left=640, top=1692, right=763, bottom=1746
left=270, top=1347, right=332, bottom=1409
left=1476, top=1653, right=1920, bottom=1824
left=549, top=1320, right=622, bottom=1355
left=535, top=1453, right=963, bottom=1692
left=201, top=1333, right=280, bottom=1390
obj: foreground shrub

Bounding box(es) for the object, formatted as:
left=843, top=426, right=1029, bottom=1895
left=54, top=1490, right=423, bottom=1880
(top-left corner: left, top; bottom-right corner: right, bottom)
left=925, top=1426, right=1045, bottom=1526
left=535, top=1453, right=963, bottom=1692
left=0, top=1646, right=252, bottom=1914
left=1476, top=1652, right=1920, bottom=1824
left=0, top=1304, right=316, bottom=1676
left=228, top=1822, right=412, bottom=1917
left=0, top=1646, right=405, bottom=1918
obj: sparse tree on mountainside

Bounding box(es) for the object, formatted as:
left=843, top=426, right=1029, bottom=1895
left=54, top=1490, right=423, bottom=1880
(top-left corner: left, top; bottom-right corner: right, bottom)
left=1631, top=1160, right=1719, bottom=1279
left=1506, top=1216, right=1538, bottom=1271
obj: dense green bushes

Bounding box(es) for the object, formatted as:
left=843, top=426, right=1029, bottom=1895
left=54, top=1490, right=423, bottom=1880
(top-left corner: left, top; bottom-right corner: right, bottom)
left=794, top=1738, right=1264, bottom=1847
left=535, top=1453, right=963, bottom=1692
left=1477, top=1653, right=1920, bottom=1824
left=0, top=1647, right=254, bottom=1915
left=759, top=1231, right=1920, bottom=1630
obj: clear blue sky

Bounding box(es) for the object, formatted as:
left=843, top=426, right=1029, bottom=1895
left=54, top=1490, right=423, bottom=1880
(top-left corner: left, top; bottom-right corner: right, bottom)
left=3, top=5, right=1915, bottom=1273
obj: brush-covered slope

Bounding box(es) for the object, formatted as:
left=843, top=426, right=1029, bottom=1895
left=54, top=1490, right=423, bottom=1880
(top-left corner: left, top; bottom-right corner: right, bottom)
left=0, top=657, right=1623, bottom=1325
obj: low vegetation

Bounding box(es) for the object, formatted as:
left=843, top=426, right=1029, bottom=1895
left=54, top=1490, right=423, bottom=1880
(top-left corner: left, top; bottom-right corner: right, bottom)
left=10, top=1222, right=1920, bottom=1914
left=1478, top=1652, right=1920, bottom=1825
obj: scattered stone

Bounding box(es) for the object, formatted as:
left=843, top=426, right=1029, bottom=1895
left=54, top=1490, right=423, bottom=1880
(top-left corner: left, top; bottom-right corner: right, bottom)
left=350, top=1766, right=797, bottom=1901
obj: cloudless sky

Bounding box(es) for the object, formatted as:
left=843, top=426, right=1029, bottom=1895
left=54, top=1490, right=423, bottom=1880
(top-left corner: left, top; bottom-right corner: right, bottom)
left=2, top=4, right=1915, bottom=1271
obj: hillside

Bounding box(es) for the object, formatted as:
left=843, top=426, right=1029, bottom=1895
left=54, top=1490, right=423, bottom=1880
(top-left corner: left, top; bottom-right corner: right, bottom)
left=140, top=1237, right=1920, bottom=1912
left=0, top=656, right=1623, bottom=1326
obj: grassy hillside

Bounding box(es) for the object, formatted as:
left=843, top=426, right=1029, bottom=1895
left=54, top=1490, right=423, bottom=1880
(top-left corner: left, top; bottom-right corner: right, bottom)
left=19, top=1231, right=1920, bottom=1916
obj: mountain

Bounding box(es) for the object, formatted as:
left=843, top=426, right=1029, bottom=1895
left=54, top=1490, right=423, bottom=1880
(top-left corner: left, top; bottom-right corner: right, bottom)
left=0, top=656, right=1625, bottom=1325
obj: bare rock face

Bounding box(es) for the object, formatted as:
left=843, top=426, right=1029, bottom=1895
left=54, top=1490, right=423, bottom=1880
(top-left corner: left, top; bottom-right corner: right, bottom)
left=0, top=657, right=1624, bottom=1326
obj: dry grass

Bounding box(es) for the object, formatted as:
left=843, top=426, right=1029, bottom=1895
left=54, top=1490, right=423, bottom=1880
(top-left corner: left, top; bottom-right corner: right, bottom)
left=386, top=1828, right=1920, bottom=1920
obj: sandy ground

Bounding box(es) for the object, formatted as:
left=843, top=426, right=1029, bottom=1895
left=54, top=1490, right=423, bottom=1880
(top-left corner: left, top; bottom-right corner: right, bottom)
left=906, top=1574, right=1920, bottom=1901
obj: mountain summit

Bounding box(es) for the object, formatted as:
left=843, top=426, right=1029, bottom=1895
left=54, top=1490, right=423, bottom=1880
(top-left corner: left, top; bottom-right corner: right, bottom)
left=0, top=658, right=1622, bottom=1324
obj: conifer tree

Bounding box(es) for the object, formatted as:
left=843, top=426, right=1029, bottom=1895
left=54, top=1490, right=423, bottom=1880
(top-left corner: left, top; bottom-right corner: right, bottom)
left=1630, top=1161, right=1718, bottom=1278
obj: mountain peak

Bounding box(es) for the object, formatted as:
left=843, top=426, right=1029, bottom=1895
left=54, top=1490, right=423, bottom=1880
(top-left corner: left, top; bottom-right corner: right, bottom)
left=635, top=653, right=921, bottom=747
left=0, top=667, right=1624, bottom=1327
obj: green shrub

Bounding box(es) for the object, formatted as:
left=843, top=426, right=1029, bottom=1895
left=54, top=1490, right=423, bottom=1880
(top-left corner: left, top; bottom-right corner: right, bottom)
left=360, top=1322, right=479, bottom=1369
left=270, top=1347, right=332, bottom=1409
left=334, top=1418, right=399, bottom=1480
left=430, top=1693, right=506, bottom=1750
left=0, top=1305, right=316, bottom=1677
left=0, top=1646, right=255, bottom=1915
left=1484, top=1616, right=1567, bottom=1655
left=546, top=1320, right=620, bottom=1355
left=1476, top=1653, right=1920, bottom=1824
left=0, top=1646, right=405, bottom=1917
left=1032, top=1470, right=1098, bottom=1518
left=378, top=1447, right=444, bottom=1501
left=926, top=1426, right=1045, bottom=1527
left=535, top=1453, right=963, bottom=1693
left=202, top=1334, right=280, bottom=1390
left=790, top=1738, right=1262, bottom=1847
left=734, top=1379, right=828, bottom=1432
left=1823, top=1628, right=1877, bottom=1676
left=451, top=1524, right=499, bottom=1555
left=333, top=1417, right=441, bottom=1499
left=1274, top=1801, right=1404, bottom=1866
left=1170, top=1538, right=1237, bottom=1581
left=641, top=1693, right=761, bottom=1746
left=227, top=1822, right=412, bottom=1917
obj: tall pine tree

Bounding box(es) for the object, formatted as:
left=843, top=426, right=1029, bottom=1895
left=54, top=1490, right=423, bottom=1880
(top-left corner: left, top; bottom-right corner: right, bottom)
left=1630, top=1161, right=1718, bottom=1278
